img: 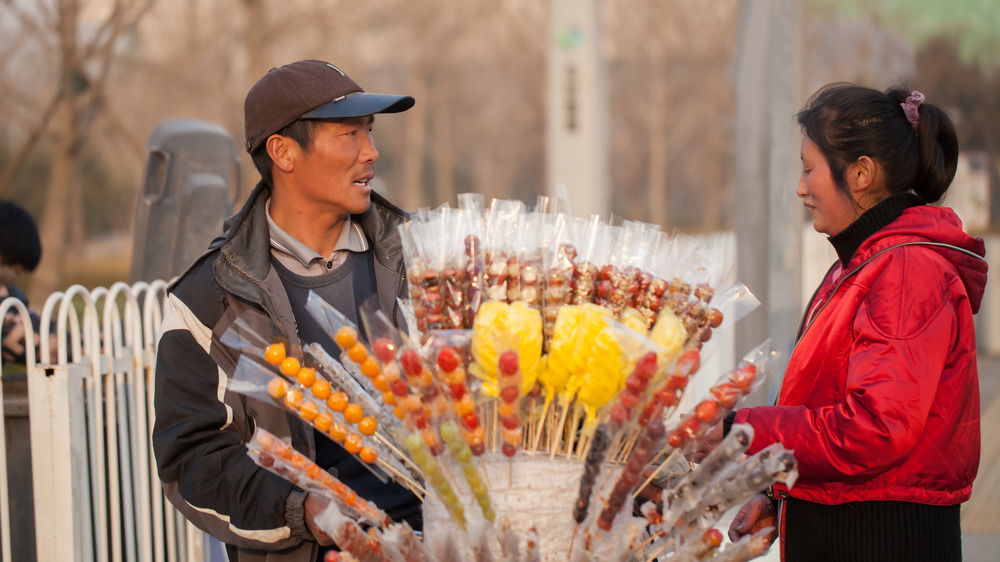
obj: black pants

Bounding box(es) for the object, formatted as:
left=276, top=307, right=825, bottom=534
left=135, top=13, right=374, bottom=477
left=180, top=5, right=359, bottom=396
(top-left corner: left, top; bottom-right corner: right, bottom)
left=782, top=498, right=962, bottom=562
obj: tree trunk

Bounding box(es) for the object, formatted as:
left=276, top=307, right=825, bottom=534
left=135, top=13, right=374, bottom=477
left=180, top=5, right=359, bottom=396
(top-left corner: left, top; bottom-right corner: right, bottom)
left=399, top=69, right=429, bottom=210
left=30, top=101, right=80, bottom=303
left=645, top=66, right=670, bottom=227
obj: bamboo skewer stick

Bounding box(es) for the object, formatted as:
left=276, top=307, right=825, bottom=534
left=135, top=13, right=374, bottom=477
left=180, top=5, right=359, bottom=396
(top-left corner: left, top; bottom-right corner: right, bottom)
left=373, top=432, right=424, bottom=478
left=374, top=457, right=428, bottom=499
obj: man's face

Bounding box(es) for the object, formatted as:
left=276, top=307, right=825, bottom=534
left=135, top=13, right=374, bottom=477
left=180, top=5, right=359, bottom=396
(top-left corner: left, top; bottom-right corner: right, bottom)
left=290, top=115, right=379, bottom=217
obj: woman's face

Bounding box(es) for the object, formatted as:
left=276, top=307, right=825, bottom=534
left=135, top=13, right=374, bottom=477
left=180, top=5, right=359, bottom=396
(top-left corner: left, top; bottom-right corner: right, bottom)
left=797, top=135, right=858, bottom=236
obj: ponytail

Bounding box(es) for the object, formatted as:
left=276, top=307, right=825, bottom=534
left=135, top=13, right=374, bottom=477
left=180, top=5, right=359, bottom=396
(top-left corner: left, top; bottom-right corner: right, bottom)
left=886, top=87, right=959, bottom=203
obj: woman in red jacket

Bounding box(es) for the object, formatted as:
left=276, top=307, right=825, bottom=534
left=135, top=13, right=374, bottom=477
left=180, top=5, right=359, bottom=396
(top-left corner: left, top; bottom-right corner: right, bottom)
left=727, top=83, right=988, bottom=561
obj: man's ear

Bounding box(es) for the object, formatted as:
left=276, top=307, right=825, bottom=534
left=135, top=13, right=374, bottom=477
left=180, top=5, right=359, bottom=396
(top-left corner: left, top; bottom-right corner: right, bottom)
left=267, top=134, right=296, bottom=173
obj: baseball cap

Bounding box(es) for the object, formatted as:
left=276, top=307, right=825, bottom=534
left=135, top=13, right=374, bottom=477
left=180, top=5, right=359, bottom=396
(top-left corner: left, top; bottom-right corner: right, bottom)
left=244, top=60, right=415, bottom=154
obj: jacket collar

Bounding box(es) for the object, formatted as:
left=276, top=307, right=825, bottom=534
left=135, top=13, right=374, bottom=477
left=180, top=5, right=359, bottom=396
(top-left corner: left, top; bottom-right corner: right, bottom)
left=828, top=192, right=924, bottom=267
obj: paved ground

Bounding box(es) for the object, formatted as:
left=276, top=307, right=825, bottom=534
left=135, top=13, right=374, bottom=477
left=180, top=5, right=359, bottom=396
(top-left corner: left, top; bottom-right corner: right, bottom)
left=963, top=353, right=1000, bottom=562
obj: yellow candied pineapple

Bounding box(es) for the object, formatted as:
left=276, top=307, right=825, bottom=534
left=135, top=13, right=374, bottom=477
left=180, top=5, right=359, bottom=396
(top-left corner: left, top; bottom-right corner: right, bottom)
left=648, top=307, right=687, bottom=363
left=470, top=300, right=543, bottom=396
left=538, top=305, right=580, bottom=401
left=563, top=304, right=614, bottom=400
left=576, top=325, right=627, bottom=423
left=621, top=307, right=649, bottom=335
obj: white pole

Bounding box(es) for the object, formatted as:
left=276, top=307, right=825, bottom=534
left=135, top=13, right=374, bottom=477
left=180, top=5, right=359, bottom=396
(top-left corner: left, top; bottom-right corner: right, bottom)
left=546, top=0, right=610, bottom=218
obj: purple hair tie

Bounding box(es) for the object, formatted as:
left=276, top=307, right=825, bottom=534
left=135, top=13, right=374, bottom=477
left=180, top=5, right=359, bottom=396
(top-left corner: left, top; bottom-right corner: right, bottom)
left=901, top=90, right=924, bottom=131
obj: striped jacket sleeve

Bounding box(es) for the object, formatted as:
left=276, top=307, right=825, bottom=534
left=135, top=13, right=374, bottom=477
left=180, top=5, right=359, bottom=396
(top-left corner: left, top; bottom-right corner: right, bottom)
left=152, top=290, right=311, bottom=550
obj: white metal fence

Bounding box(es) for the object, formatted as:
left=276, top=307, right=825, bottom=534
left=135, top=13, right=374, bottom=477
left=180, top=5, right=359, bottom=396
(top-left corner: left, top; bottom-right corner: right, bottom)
left=0, top=280, right=203, bottom=562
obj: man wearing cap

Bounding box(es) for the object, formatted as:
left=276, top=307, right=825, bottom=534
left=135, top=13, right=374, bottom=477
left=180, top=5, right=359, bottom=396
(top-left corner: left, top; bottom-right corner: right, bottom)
left=152, top=60, right=420, bottom=562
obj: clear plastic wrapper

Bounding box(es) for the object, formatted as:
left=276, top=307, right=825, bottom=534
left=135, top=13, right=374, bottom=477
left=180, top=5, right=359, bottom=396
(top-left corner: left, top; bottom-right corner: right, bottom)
left=483, top=199, right=525, bottom=304
left=708, top=527, right=775, bottom=562
left=247, top=427, right=390, bottom=528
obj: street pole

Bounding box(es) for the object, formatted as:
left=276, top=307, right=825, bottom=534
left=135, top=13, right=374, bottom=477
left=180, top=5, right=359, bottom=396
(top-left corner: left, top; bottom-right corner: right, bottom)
left=734, top=0, right=803, bottom=404
left=546, top=0, right=610, bottom=218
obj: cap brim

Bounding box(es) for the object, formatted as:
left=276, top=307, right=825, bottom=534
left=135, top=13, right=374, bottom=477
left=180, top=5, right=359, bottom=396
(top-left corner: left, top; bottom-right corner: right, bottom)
left=301, top=92, right=415, bottom=119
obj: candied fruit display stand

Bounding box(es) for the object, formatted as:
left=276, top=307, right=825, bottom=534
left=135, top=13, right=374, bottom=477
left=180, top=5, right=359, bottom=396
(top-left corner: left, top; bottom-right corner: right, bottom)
left=224, top=195, right=797, bottom=562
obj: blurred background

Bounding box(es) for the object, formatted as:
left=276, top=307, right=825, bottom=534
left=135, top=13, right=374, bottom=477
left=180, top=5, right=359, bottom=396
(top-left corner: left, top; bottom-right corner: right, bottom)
left=1, top=0, right=997, bottom=302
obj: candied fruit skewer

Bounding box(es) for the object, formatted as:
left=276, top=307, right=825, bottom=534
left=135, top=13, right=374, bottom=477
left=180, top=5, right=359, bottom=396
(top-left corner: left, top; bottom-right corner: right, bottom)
left=660, top=425, right=754, bottom=532
left=439, top=419, right=496, bottom=522
left=596, top=412, right=666, bottom=532
left=496, top=350, right=523, bottom=459
left=265, top=357, right=420, bottom=487
left=303, top=342, right=399, bottom=432
left=436, top=346, right=486, bottom=456
left=398, top=347, right=449, bottom=456
left=483, top=249, right=509, bottom=303
left=442, top=264, right=469, bottom=329
left=402, top=431, right=466, bottom=529
left=541, top=242, right=576, bottom=353
left=463, top=234, right=485, bottom=326
left=264, top=343, right=381, bottom=458
left=249, top=428, right=390, bottom=528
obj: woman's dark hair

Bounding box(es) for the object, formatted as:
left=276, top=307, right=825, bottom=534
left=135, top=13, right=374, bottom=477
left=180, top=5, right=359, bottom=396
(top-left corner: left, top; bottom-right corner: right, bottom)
left=0, top=200, right=42, bottom=271
left=250, top=119, right=321, bottom=186
left=796, top=82, right=959, bottom=203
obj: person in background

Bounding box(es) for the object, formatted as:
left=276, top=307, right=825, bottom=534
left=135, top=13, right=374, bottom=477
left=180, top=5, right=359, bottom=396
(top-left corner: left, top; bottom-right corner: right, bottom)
left=151, top=60, right=420, bottom=562
left=726, top=83, right=987, bottom=561
left=0, top=200, right=48, bottom=366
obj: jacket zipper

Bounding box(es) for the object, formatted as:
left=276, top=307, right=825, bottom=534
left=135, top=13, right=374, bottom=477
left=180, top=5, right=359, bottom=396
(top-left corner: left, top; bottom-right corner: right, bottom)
left=793, top=241, right=984, bottom=346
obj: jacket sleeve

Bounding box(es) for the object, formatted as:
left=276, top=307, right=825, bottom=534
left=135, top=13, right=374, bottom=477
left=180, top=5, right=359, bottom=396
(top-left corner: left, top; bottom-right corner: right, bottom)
left=735, top=252, right=957, bottom=482
left=152, top=292, right=312, bottom=550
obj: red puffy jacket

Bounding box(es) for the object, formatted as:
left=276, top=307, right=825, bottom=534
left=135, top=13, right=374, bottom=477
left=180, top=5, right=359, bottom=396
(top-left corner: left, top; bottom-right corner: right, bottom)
left=734, top=204, right=988, bottom=505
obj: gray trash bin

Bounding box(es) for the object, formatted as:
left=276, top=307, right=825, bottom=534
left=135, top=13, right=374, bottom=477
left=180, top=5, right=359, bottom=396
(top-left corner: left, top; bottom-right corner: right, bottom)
left=130, top=119, right=239, bottom=284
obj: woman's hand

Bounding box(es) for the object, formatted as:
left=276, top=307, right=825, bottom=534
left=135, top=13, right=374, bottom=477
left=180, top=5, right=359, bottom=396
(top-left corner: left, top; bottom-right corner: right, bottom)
left=728, top=493, right=778, bottom=545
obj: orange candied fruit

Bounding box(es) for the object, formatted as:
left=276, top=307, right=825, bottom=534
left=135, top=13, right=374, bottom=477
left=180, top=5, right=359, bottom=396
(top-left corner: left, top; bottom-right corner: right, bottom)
left=256, top=431, right=275, bottom=450
left=344, top=433, right=364, bottom=454
left=334, top=326, right=358, bottom=349
left=359, top=446, right=377, bottom=464
left=455, top=395, right=477, bottom=416
left=314, top=411, right=334, bottom=432
left=326, top=392, right=348, bottom=412
left=296, top=367, right=317, bottom=387
left=393, top=407, right=404, bottom=419
left=298, top=400, right=319, bottom=421
left=344, top=489, right=359, bottom=507
left=267, top=377, right=289, bottom=399
left=400, top=394, right=422, bottom=414
left=329, top=422, right=349, bottom=443
left=442, top=366, right=466, bottom=386
left=330, top=480, right=348, bottom=498
left=284, top=388, right=304, bottom=409
left=381, top=391, right=396, bottom=406
left=464, top=426, right=486, bottom=446
left=498, top=400, right=517, bottom=417
left=358, top=417, right=377, bottom=436
left=347, top=343, right=369, bottom=364
left=305, top=463, right=322, bottom=481
left=310, top=379, right=331, bottom=400
left=372, top=374, right=389, bottom=392
left=343, top=404, right=364, bottom=424
left=279, top=357, right=302, bottom=377
left=264, top=343, right=287, bottom=365
left=359, top=356, right=381, bottom=378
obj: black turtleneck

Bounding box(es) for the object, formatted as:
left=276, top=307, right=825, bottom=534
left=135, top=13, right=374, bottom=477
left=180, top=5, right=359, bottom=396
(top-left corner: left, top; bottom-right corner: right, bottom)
left=827, top=192, right=925, bottom=266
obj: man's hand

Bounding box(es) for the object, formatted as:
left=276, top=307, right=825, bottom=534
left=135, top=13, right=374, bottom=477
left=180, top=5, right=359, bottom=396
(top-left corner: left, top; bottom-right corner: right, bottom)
left=304, top=493, right=335, bottom=546
left=728, top=493, right=778, bottom=546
